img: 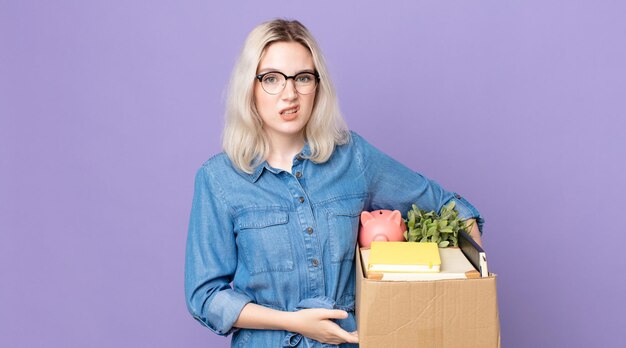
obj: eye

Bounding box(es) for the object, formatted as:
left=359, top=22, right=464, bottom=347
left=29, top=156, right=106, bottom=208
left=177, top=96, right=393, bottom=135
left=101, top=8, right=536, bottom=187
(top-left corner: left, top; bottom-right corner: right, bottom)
left=262, top=73, right=280, bottom=85
left=295, top=73, right=314, bottom=83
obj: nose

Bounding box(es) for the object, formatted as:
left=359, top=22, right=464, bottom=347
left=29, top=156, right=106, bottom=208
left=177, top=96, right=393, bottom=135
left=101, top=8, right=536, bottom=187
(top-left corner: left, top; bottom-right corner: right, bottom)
left=281, top=78, right=298, bottom=100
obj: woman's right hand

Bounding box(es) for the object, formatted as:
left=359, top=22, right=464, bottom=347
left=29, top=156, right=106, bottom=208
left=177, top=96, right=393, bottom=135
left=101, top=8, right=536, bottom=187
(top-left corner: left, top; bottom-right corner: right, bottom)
left=287, top=308, right=359, bottom=345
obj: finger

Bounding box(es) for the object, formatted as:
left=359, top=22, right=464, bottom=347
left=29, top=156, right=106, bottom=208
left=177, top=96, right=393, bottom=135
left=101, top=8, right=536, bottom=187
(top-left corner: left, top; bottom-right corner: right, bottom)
left=324, top=309, right=349, bottom=320
left=338, top=328, right=359, bottom=344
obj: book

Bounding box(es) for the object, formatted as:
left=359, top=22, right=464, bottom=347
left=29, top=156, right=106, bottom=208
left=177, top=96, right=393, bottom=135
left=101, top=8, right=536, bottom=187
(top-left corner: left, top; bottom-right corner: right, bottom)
left=367, top=242, right=441, bottom=273
left=459, top=230, right=489, bottom=277
left=361, top=246, right=480, bottom=281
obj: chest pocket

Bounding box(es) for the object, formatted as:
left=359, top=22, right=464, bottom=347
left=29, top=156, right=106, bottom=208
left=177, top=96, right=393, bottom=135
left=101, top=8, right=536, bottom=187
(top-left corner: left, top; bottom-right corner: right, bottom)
left=235, top=209, right=295, bottom=275
left=325, top=194, right=366, bottom=263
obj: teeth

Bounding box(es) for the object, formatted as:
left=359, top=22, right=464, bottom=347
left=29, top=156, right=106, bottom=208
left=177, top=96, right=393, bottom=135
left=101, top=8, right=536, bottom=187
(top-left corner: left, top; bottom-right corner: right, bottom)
left=283, top=108, right=297, bottom=115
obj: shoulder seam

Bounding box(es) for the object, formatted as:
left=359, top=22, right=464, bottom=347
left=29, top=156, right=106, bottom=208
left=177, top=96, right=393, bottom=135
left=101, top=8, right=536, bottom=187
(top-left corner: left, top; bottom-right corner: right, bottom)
left=201, top=152, right=228, bottom=168
left=199, top=154, right=235, bottom=219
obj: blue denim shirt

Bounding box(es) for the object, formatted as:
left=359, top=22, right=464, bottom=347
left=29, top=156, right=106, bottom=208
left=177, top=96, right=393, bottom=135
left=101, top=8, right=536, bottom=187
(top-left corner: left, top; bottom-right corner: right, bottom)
left=185, top=132, right=483, bottom=347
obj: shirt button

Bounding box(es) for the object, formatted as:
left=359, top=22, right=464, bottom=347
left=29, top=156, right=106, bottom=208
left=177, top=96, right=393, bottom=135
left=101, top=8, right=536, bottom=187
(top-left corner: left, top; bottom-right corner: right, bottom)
left=298, top=196, right=305, bottom=203
left=307, top=227, right=313, bottom=234
left=296, top=154, right=303, bottom=161
left=312, top=258, right=319, bottom=267
left=455, top=194, right=462, bottom=199
left=295, top=171, right=302, bottom=178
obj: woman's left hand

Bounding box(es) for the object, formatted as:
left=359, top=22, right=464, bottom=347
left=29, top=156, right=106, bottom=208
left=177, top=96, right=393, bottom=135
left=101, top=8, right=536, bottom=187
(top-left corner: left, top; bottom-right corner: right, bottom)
left=465, top=219, right=482, bottom=247
left=287, top=308, right=359, bottom=345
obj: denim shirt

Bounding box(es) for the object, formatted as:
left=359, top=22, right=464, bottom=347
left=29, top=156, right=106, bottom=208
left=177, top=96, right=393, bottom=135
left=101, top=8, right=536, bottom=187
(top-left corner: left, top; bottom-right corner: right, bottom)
left=185, top=132, right=483, bottom=347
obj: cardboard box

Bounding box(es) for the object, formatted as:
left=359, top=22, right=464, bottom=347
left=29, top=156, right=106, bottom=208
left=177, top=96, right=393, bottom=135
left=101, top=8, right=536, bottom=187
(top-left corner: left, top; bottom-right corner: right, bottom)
left=355, top=246, right=500, bottom=348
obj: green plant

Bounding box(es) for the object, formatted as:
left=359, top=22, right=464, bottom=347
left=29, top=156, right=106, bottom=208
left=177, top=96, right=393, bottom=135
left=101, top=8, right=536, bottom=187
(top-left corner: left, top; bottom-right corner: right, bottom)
left=403, top=201, right=472, bottom=247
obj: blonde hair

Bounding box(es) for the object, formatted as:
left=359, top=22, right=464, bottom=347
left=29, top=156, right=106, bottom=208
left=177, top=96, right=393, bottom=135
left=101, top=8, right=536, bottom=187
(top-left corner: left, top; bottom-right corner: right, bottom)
left=222, top=19, right=350, bottom=174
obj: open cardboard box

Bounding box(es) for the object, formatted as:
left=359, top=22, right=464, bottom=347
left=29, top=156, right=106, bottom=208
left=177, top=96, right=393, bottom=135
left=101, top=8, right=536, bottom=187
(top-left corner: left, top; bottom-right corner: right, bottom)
left=355, top=245, right=501, bottom=347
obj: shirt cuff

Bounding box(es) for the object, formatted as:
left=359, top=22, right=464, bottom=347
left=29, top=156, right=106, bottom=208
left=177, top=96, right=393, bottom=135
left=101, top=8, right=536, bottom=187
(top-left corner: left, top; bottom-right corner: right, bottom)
left=195, top=289, right=252, bottom=336
left=448, top=194, right=484, bottom=235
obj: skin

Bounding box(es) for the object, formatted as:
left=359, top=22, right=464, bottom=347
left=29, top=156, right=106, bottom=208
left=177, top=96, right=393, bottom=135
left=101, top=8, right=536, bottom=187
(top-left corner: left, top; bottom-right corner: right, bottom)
left=233, top=41, right=359, bottom=344
left=466, top=219, right=483, bottom=247
left=254, top=41, right=316, bottom=172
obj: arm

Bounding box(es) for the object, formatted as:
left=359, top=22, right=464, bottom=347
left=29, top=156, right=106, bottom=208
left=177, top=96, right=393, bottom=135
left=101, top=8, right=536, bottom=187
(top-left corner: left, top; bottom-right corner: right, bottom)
left=185, top=165, right=252, bottom=336
left=354, top=132, right=484, bottom=234
left=234, top=303, right=359, bottom=345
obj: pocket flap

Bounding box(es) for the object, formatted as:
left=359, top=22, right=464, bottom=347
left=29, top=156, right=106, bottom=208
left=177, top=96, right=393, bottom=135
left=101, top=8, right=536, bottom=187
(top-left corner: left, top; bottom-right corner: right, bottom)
left=236, top=210, right=289, bottom=230
left=325, top=193, right=367, bottom=216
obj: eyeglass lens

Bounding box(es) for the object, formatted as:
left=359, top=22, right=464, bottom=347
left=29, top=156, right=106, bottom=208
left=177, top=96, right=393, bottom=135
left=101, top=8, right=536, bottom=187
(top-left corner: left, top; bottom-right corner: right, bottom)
left=260, top=72, right=317, bottom=95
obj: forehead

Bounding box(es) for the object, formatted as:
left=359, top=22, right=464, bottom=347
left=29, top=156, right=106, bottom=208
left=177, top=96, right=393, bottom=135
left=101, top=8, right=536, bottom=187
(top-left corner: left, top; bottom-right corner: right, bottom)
left=257, top=41, right=314, bottom=73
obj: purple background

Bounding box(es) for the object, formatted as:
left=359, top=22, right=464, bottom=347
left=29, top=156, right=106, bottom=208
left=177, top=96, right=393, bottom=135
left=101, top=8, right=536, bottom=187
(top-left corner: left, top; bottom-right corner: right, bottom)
left=2, top=1, right=625, bottom=347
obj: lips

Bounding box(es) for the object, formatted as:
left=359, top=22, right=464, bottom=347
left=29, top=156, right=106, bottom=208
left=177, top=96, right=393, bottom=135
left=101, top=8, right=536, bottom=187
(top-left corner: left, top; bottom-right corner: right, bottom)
left=279, top=105, right=299, bottom=115
left=279, top=105, right=299, bottom=121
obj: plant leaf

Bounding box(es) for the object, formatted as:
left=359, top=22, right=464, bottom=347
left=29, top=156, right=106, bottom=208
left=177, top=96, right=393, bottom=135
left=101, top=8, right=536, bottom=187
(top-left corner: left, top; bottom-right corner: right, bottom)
left=427, top=226, right=437, bottom=237
left=450, top=236, right=458, bottom=246
left=432, top=230, right=440, bottom=242
left=408, top=214, right=415, bottom=229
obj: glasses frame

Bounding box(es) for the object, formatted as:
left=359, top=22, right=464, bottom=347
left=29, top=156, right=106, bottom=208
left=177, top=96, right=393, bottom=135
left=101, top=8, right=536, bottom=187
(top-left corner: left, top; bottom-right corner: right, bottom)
left=255, top=71, right=320, bottom=95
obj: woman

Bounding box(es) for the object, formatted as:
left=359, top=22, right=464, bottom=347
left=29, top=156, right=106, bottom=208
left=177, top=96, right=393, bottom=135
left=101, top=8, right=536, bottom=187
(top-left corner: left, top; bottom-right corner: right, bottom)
left=185, top=19, right=483, bottom=347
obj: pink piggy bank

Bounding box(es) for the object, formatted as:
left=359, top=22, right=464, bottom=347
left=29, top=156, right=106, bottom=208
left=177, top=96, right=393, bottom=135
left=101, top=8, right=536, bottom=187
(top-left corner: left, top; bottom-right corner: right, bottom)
left=358, top=209, right=407, bottom=248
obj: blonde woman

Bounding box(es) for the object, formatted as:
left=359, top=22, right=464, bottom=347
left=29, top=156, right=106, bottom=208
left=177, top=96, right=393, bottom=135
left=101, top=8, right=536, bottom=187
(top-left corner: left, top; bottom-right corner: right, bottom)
left=185, top=19, right=483, bottom=347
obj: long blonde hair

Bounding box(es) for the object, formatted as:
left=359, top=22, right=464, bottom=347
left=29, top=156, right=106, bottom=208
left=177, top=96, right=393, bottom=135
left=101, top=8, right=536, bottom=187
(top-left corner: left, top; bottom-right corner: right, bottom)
left=222, top=19, right=349, bottom=174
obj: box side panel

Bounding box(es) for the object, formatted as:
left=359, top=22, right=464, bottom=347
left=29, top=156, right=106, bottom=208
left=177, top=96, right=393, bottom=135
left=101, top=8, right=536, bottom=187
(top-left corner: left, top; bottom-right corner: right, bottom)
left=360, top=280, right=442, bottom=347
left=440, top=277, right=500, bottom=348
left=357, top=247, right=500, bottom=348
left=355, top=246, right=364, bottom=339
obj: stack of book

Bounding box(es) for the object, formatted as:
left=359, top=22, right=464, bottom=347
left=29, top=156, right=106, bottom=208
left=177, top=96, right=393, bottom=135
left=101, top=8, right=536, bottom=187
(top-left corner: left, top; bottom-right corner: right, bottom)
left=362, top=231, right=487, bottom=281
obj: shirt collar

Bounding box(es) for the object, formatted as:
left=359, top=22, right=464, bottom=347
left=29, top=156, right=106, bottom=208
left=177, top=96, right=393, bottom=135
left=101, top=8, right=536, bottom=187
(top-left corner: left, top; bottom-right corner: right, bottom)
left=248, top=142, right=311, bottom=183
left=249, top=162, right=277, bottom=182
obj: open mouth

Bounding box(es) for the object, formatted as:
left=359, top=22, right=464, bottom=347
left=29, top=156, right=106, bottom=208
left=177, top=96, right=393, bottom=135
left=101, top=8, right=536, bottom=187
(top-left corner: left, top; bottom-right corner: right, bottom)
left=279, top=105, right=299, bottom=120
left=280, top=105, right=299, bottom=116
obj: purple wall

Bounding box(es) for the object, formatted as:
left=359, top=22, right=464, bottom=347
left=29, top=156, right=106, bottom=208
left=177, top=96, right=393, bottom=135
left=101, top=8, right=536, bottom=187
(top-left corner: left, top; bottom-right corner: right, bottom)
left=2, top=1, right=625, bottom=347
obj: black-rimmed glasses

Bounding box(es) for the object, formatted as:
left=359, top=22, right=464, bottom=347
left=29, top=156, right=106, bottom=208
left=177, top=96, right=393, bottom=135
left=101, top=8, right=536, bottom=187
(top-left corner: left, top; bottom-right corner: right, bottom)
left=255, top=71, right=320, bottom=95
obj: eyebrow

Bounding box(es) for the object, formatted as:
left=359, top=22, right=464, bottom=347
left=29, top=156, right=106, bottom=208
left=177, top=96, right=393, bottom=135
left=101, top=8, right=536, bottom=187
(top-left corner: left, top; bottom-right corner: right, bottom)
left=257, top=68, right=316, bottom=75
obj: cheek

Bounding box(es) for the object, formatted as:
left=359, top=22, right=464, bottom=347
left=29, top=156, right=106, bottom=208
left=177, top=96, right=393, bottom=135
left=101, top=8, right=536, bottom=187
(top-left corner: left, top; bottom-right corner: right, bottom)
left=254, top=88, right=273, bottom=114
left=303, top=95, right=316, bottom=114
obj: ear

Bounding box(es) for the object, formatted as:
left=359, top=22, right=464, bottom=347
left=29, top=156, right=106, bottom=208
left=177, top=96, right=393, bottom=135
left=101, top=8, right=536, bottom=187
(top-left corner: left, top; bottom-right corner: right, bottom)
left=388, top=210, right=402, bottom=225
left=360, top=211, right=375, bottom=225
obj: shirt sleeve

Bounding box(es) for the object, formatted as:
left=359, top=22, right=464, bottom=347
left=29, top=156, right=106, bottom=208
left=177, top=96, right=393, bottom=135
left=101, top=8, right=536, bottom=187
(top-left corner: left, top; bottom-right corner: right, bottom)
left=184, top=164, right=252, bottom=336
left=352, top=132, right=484, bottom=233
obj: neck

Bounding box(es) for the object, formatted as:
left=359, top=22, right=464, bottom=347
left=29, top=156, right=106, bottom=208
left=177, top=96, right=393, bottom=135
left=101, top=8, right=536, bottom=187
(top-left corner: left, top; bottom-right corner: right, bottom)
left=265, top=132, right=305, bottom=172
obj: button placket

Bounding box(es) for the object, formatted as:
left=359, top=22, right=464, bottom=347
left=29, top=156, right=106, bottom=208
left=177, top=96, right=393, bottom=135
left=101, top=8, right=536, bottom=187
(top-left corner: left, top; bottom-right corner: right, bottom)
left=282, top=165, right=323, bottom=296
